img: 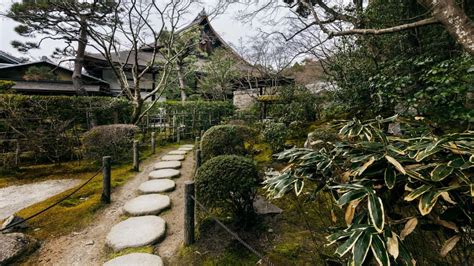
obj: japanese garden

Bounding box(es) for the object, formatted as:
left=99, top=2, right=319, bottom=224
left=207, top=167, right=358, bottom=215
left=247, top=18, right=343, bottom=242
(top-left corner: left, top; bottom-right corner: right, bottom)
left=0, top=0, right=472, bottom=265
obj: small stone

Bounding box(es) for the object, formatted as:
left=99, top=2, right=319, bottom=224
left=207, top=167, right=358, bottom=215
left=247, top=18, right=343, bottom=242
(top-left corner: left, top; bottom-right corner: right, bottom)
left=34, top=228, right=41, bottom=232
left=268, top=228, right=274, bottom=233
left=1, top=215, right=27, bottom=233
left=85, top=240, right=94, bottom=246
left=168, top=150, right=187, bottom=155
left=139, top=179, right=175, bottom=194
left=123, top=194, right=170, bottom=216
left=180, top=144, right=194, bottom=148
left=178, top=147, right=193, bottom=151
left=153, top=161, right=181, bottom=169
left=161, top=155, right=185, bottom=161
left=103, top=253, right=163, bottom=266
left=0, top=233, right=39, bottom=265
left=105, top=216, right=166, bottom=251
left=149, top=169, right=180, bottom=179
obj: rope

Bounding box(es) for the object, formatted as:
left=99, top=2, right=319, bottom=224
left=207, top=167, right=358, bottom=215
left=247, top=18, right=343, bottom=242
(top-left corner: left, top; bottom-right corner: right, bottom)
left=1, top=167, right=103, bottom=233
left=190, top=194, right=274, bottom=266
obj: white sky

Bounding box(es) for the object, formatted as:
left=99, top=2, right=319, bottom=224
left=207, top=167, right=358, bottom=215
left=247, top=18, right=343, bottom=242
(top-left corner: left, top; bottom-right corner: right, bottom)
left=0, top=0, right=289, bottom=61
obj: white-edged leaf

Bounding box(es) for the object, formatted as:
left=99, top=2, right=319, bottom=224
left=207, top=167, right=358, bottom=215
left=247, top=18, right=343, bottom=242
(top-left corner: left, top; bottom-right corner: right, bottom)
left=430, top=164, right=454, bottom=181
left=352, top=231, right=372, bottom=266
left=371, top=234, right=390, bottom=266
left=368, top=194, right=385, bottom=233
left=384, top=168, right=397, bottom=189
left=335, top=230, right=364, bottom=257
left=356, top=156, right=376, bottom=176
left=404, top=185, right=431, bottom=201
left=385, top=155, right=406, bottom=175
left=294, top=179, right=304, bottom=196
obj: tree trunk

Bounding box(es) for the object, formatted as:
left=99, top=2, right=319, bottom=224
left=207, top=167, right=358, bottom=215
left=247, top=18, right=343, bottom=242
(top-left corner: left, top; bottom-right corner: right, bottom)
left=131, top=98, right=144, bottom=125
left=72, top=18, right=88, bottom=96
left=176, top=65, right=187, bottom=102
left=418, top=0, right=474, bottom=54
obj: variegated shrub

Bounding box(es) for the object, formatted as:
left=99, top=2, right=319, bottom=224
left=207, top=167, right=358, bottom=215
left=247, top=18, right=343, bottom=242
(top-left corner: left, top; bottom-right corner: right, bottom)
left=264, top=115, right=473, bottom=265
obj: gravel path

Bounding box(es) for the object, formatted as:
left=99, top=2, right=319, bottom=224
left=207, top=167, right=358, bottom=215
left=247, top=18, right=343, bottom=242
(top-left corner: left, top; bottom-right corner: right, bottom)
left=0, top=179, right=81, bottom=220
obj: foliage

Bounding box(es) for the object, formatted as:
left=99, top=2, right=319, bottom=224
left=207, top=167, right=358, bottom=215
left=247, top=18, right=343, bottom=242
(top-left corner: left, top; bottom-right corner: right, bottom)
left=0, top=80, right=15, bottom=92
left=327, top=0, right=474, bottom=130
left=82, top=124, right=139, bottom=162
left=23, top=66, right=56, bottom=81
left=201, top=124, right=257, bottom=162
left=195, top=155, right=259, bottom=225
left=266, top=86, right=318, bottom=124
left=199, top=48, right=239, bottom=100
left=0, top=94, right=132, bottom=167
left=262, top=121, right=288, bottom=152
left=264, top=115, right=473, bottom=265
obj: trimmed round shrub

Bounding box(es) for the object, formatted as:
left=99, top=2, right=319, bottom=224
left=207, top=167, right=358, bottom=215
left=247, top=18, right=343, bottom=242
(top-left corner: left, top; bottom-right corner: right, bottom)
left=82, top=124, right=139, bottom=161
left=262, top=121, right=288, bottom=152
left=200, top=124, right=256, bottom=162
left=195, top=155, right=258, bottom=225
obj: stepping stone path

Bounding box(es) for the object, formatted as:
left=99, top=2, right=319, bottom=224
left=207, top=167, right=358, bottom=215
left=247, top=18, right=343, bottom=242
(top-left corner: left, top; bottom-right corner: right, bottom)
left=168, top=150, right=187, bottom=155
left=149, top=169, right=180, bottom=179
left=154, top=161, right=181, bottom=169
left=161, top=155, right=185, bottom=161
left=104, top=144, right=194, bottom=264
left=104, top=253, right=163, bottom=266
left=139, top=179, right=175, bottom=194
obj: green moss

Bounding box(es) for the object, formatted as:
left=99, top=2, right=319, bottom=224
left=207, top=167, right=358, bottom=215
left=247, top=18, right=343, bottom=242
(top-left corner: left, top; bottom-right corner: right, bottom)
left=253, top=143, right=272, bottom=164
left=108, top=246, right=154, bottom=260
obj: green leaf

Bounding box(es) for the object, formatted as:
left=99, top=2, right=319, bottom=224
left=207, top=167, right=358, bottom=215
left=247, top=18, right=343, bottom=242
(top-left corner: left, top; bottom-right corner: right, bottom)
left=384, top=168, right=397, bottom=189
left=326, top=230, right=353, bottom=245
left=430, top=164, right=454, bottom=181
left=337, top=189, right=368, bottom=206
left=418, top=190, right=440, bottom=216
left=371, top=234, right=390, bottom=266
left=335, top=230, right=364, bottom=257
left=385, top=155, right=406, bottom=175
left=404, top=185, right=431, bottom=201
left=352, top=231, right=372, bottom=266
left=294, top=179, right=304, bottom=196
left=368, top=194, right=385, bottom=233
left=398, top=239, right=415, bottom=266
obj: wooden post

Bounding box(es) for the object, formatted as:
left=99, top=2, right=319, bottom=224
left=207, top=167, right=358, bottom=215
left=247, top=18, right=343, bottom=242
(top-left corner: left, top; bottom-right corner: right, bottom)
left=151, top=132, right=156, bottom=154
left=184, top=181, right=195, bottom=246
left=195, top=149, right=201, bottom=174
left=177, top=126, right=180, bottom=144
left=14, top=139, right=19, bottom=167
left=133, top=140, right=139, bottom=171
left=195, top=136, right=200, bottom=148
left=101, top=156, right=111, bottom=204
left=172, top=114, right=177, bottom=142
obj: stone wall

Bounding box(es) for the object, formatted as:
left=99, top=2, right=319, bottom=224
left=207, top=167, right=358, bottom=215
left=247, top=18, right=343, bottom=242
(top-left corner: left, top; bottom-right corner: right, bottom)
left=233, top=89, right=258, bottom=109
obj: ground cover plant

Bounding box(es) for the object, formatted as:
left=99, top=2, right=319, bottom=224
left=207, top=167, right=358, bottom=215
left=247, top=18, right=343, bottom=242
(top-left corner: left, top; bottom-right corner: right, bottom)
left=264, top=115, right=473, bottom=265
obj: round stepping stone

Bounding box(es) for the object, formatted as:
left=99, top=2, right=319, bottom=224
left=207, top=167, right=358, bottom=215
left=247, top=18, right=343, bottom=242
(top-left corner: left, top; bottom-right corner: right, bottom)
left=153, top=161, right=181, bottom=169
left=123, top=194, right=170, bottom=216
left=178, top=147, right=193, bottom=151
left=106, top=216, right=166, bottom=251
left=139, top=179, right=175, bottom=193
left=149, top=169, right=180, bottom=179
left=104, top=253, right=164, bottom=266
left=168, top=150, right=187, bottom=155
left=161, top=155, right=185, bottom=161
left=181, top=144, right=194, bottom=148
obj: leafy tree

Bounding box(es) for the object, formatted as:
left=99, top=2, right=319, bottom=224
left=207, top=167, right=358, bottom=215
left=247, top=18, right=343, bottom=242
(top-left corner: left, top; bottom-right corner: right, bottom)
left=8, top=0, right=118, bottom=95
left=160, top=27, right=202, bottom=102
left=199, top=49, right=239, bottom=100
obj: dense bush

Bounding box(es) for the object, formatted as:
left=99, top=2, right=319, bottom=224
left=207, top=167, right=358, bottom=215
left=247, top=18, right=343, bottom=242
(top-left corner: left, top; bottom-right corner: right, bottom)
left=195, top=155, right=259, bottom=225
left=0, top=80, right=15, bottom=92
left=82, top=124, right=139, bottom=161
left=266, top=86, right=318, bottom=124
left=200, top=124, right=256, bottom=162
left=262, top=121, right=288, bottom=152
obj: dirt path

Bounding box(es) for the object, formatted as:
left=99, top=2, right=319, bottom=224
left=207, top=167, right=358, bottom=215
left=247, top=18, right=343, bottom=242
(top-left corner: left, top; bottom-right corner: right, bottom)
left=24, top=146, right=193, bottom=266
left=0, top=179, right=81, bottom=220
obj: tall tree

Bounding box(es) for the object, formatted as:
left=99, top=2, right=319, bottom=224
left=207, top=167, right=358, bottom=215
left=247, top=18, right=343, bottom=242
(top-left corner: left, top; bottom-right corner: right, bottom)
left=7, top=0, right=117, bottom=95
left=87, top=0, right=197, bottom=123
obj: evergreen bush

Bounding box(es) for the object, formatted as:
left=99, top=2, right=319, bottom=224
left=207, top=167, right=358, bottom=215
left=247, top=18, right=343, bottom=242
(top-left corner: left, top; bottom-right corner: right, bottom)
left=200, top=124, right=256, bottom=162
left=195, top=155, right=259, bottom=225
left=82, top=124, right=139, bottom=162
left=262, top=121, right=288, bottom=152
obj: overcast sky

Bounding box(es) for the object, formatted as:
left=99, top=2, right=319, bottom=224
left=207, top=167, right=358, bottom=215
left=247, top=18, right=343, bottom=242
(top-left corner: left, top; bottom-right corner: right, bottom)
left=0, top=0, right=289, bottom=62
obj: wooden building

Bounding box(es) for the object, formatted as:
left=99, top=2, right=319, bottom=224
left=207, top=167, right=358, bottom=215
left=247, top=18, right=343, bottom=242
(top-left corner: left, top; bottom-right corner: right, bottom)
left=0, top=59, right=110, bottom=95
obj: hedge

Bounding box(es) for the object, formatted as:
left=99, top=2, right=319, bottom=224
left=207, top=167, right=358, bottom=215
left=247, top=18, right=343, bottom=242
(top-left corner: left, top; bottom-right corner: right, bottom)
left=0, top=94, right=132, bottom=166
